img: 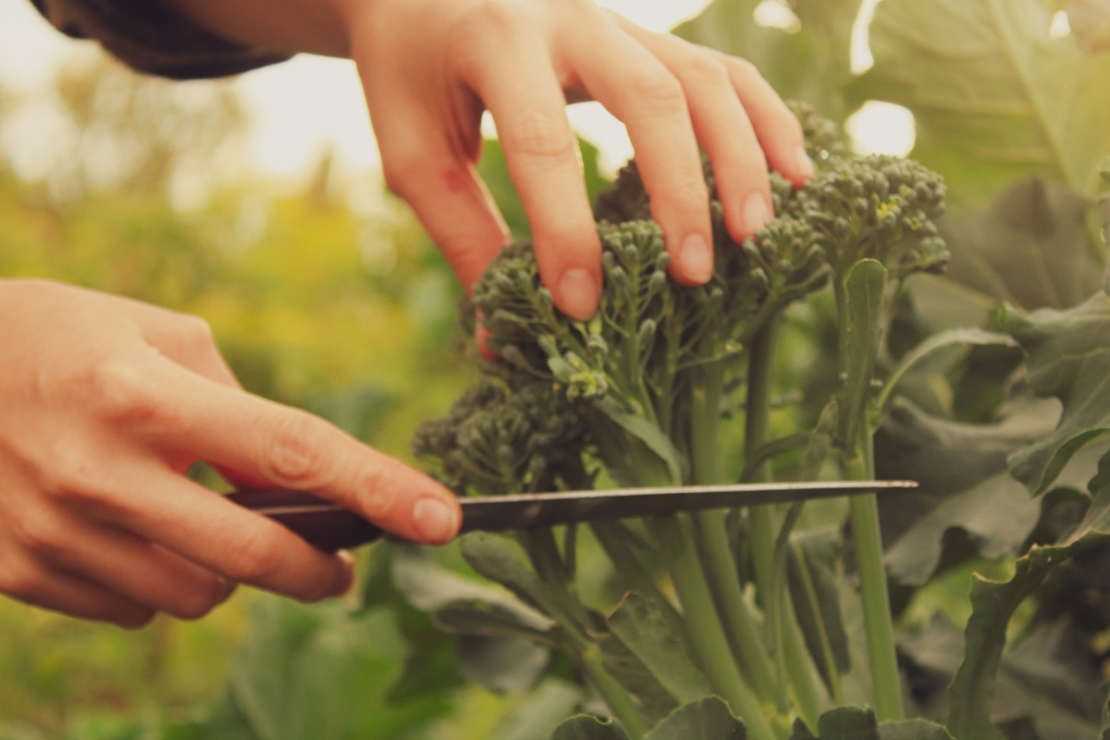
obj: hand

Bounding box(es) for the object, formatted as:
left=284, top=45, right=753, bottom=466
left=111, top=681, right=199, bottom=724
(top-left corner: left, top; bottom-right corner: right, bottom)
left=0, top=279, right=460, bottom=627
left=343, top=0, right=814, bottom=318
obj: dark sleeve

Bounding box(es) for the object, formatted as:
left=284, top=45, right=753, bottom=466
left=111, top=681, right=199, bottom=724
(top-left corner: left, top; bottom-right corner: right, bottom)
left=30, top=0, right=291, bottom=80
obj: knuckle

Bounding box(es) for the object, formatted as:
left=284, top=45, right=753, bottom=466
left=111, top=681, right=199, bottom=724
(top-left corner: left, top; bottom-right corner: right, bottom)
left=258, top=411, right=334, bottom=488
left=172, top=582, right=226, bottom=620
left=351, top=464, right=398, bottom=521
left=724, top=56, right=761, bottom=84
left=0, top=558, right=41, bottom=601
left=87, top=352, right=175, bottom=430
left=222, top=526, right=284, bottom=583
left=502, top=111, right=576, bottom=161
left=450, top=0, right=530, bottom=46
left=680, top=52, right=731, bottom=89
left=14, top=509, right=66, bottom=560
left=654, top=172, right=710, bottom=212
left=627, top=69, right=686, bottom=115
left=175, top=314, right=218, bottom=358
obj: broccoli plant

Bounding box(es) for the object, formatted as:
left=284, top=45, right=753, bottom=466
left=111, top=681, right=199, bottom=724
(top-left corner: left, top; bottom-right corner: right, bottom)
left=407, top=105, right=967, bottom=739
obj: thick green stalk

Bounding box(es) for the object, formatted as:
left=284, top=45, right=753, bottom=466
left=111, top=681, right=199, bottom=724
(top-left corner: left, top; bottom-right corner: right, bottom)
left=743, top=323, right=780, bottom=607
left=652, top=515, right=780, bottom=740
left=844, top=432, right=904, bottom=721
left=688, top=359, right=786, bottom=712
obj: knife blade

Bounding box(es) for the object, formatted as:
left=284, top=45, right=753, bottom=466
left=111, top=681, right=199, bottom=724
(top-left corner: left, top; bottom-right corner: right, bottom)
left=226, top=480, right=916, bottom=552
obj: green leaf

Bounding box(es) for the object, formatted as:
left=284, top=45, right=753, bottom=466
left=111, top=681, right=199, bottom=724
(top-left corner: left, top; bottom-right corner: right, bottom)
left=674, top=0, right=862, bottom=119
left=838, top=259, right=888, bottom=447
left=548, top=715, right=631, bottom=740
left=495, top=679, right=586, bottom=740
left=885, top=469, right=1040, bottom=586
left=591, top=398, right=685, bottom=486
left=1001, top=292, right=1110, bottom=494
left=937, top=179, right=1102, bottom=311
left=946, top=546, right=1071, bottom=740
left=642, top=698, right=746, bottom=740
left=878, top=328, right=1018, bottom=412
left=855, top=0, right=1110, bottom=206
left=878, top=719, right=955, bottom=740
left=459, top=533, right=562, bottom=618
left=605, top=592, right=713, bottom=705
left=222, top=596, right=449, bottom=740
left=455, top=634, right=550, bottom=693
left=1060, top=0, right=1110, bottom=53
left=790, top=707, right=879, bottom=740
left=595, top=631, right=680, bottom=726
left=786, top=528, right=851, bottom=690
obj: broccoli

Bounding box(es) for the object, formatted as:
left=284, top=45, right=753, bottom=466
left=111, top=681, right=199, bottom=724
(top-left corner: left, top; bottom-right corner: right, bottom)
left=411, top=106, right=948, bottom=739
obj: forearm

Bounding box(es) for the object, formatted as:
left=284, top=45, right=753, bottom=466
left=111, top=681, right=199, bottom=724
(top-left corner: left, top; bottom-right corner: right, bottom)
left=161, top=0, right=355, bottom=58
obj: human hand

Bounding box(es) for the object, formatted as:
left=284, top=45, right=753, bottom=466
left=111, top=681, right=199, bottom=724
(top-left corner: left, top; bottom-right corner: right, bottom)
left=342, top=0, right=814, bottom=319
left=0, top=279, right=460, bottom=627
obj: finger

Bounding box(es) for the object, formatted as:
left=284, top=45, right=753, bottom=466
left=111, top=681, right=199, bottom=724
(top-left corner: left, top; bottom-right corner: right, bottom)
left=462, top=35, right=603, bottom=319
left=568, top=25, right=713, bottom=286
left=611, top=16, right=812, bottom=190
left=112, top=351, right=461, bottom=545
left=707, top=49, right=813, bottom=188
left=0, top=554, right=154, bottom=628
left=97, top=460, right=356, bottom=603
left=83, top=289, right=241, bottom=389
left=360, top=67, right=509, bottom=295
left=15, top=499, right=234, bottom=619
left=603, top=27, right=773, bottom=244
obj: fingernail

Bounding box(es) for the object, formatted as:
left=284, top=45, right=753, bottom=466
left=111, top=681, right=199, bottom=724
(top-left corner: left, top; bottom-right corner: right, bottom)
left=335, top=550, right=357, bottom=596
left=796, top=145, right=815, bottom=179
left=557, top=268, right=600, bottom=320
left=412, top=497, right=459, bottom=543
left=743, top=192, right=772, bottom=235
left=678, top=234, right=713, bottom=283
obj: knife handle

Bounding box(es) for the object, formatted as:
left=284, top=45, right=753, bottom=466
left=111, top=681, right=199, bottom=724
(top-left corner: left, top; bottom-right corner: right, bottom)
left=225, top=489, right=384, bottom=552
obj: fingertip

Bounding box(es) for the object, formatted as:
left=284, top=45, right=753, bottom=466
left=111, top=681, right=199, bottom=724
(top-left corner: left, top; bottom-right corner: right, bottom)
left=411, top=496, right=462, bottom=545
left=335, top=550, right=357, bottom=596
left=555, top=267, right=601, bottom=321
left=673, top=233, right=714, bottom=285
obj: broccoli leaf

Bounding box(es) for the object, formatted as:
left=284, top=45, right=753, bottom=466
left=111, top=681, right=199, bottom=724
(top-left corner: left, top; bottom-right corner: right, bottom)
left=854, top=0, right=1110, bottom=206
left=548, top=715, right=631, bottom=740
left=1001, top=291, right=1110, bottom=494
left=605, top=592, right=713, bottom=706
left=946, top=547, right=1071, bottom=740
left=641, top=698, right=745, bottom=740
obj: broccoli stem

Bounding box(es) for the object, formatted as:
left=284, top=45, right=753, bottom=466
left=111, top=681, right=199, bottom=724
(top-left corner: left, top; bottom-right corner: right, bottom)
left=652, top=514, right=780, bottom=740
left=741, top=321, right=826, bottom=723
left=844, top=431, right=905, bottom=721
left=520, top=528, right=652, bottom=738
left=686, top=359, right=787, bottom=713
left=743, top=321, right=780, bottom=603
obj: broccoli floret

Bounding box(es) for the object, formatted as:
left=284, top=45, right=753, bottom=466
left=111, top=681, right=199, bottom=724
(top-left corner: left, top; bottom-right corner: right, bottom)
left=795, top=154, right=947, bottom=280
left=411, top=372, right=588, bottom=496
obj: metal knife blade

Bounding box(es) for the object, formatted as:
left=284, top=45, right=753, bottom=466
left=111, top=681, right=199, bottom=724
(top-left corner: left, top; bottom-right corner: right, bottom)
left=227, top=480, right=916, bottom=551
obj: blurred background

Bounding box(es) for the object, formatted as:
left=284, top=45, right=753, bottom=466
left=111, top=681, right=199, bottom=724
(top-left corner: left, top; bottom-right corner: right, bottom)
left=0, top=0, right=913, bottom=737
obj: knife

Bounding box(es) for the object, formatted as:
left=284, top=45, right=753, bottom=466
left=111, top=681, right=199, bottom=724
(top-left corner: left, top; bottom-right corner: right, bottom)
left=226, top=480, right=916, bottom=551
